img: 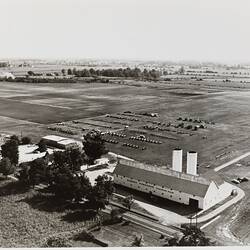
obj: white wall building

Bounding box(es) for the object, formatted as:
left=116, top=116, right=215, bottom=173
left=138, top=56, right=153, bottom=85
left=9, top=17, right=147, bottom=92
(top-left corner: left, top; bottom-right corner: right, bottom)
left=42, top=135, right=80, bottom=150
left=0, top=71, right=15, bottom=79
left=114, top=151, right=232, bottom=210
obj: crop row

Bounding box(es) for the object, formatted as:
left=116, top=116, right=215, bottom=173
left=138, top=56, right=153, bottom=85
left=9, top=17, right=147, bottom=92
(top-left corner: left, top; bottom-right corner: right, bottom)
left=129, top=136, right=162, bottom=144
left=47, top=126, right=78, bottom=135
left=103, top=139, right=119, bottom=144
left=106, top=114, right=139, bottom=121
left=122, top=143, right=146, bottom=150
left=106, top=132, right=126, bottom=138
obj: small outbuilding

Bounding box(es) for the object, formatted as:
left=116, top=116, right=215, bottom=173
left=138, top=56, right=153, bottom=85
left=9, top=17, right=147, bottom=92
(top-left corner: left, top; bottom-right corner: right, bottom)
left=42, top=135, right=79, bottom=150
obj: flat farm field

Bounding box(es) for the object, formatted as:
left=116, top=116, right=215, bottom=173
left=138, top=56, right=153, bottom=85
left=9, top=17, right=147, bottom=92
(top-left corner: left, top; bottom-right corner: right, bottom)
left=1, top=80, right=250, bottom=171
left=0, top=81, right=157, bottom=123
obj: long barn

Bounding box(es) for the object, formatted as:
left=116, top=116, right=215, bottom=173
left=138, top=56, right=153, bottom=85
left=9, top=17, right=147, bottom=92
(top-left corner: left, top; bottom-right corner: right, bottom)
left=113, top=149, right=232, bottom=210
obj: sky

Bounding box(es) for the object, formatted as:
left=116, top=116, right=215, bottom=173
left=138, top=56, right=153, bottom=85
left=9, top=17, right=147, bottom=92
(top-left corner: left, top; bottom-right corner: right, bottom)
left=0, top=0, right=250, bottom=63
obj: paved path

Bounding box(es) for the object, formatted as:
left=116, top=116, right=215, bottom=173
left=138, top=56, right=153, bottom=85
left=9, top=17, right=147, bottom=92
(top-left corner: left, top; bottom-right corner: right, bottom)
left=114, top=184, right=244, bottom=226
left=214, top=152, right=250, bottom=172
left=195, top=185, right=245, bottom=223
left=200, top=215, right=221, bottom=230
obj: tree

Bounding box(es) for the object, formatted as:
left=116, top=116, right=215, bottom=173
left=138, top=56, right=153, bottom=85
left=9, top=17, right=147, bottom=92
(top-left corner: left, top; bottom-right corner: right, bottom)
left=95, top=175, right=114, bottom=200
left=179, top=66, right=185, bottom=74
left=21, top=136, right=31, bottom=145
left=50, top=164, right=91, bottom=202
left=164, top=236, right=179, bottom=246
left=28, top=158, right=48, bottom=187
left=72, top=68, right=77, bottom=75
left=53, top=148, right=86, bottom=172
left=67, top=68, right=72, bottom=75
left=110, top=208, right=122, bottom=222
left=83, top=130, right=108, bottom=164
left=1, top=139, right=19, bottom=165
left=0, top=157, right=15, bottom=177
left=131, top=234, right=144, bottom=247
left=86, top=175, right=114, bottom=212
left=27, top=70, right=35, bottom=76
left=165, top=225, right=215, bottom=246
left=45, top=236, right=72, bottom=247
left=37, top=139, right=47, bottom=152
left=10, top=135, right=20, bottom=145
left=123, top=195, right=134, bottom=210
left=17, top=163, right=30, bottom=185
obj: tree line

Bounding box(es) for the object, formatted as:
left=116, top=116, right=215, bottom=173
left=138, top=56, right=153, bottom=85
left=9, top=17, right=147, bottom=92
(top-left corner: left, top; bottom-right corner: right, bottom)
left=65, top=67, right=161, bottom=79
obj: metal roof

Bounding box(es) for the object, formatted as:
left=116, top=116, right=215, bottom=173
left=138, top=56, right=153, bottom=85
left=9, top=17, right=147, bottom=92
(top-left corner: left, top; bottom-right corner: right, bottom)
left=42, top=135, right=67, bottom=142
left=114, top=163, right=212, bottom=197
left=57, top=139, right=77, bottom=145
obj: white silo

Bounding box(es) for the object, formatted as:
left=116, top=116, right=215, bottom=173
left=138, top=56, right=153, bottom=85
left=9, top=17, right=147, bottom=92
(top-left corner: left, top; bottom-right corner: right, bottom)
left=186, top=151, right=198, bottom=175
left=172, top=148, right=183, bottom=172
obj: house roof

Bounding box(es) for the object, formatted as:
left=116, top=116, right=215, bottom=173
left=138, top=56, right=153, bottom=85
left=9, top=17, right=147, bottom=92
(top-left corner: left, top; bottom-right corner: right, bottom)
left=57, top=139, right=77, bottom=146
left=114, top=163, right=212, bottom=197
left=43, top=135, right=67, bottom=142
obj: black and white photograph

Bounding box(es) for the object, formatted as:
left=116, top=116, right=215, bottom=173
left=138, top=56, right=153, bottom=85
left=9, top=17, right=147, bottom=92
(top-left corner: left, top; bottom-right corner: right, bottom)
left=0, top=0, right=249, bottom=247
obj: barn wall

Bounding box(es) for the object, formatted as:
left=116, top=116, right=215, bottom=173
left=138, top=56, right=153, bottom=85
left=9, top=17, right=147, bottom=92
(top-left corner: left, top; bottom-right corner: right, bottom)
left=114, top=174, right=204, bottom=208
left=203, top=181, right=232, bottom=210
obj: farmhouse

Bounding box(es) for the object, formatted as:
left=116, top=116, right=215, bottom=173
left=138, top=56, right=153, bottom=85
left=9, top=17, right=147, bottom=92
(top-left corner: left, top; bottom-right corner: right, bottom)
left=114, top=149, right=232, bottom=210
left=42, top=135, right=79, bottom=150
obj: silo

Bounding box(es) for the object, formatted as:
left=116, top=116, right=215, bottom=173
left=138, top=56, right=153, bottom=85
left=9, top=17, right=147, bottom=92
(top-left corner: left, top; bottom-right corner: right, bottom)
left=172, top=148, right=183, bottom=172
left=186, top=151, right=198, bottom=175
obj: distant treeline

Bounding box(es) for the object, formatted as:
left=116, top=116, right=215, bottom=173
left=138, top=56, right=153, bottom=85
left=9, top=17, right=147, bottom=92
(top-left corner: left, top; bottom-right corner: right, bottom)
left=0, top=77, right=77, bottom=83
left=65, top=67, right=162, bottom=79
left=0, top=62, right=9, bottom=67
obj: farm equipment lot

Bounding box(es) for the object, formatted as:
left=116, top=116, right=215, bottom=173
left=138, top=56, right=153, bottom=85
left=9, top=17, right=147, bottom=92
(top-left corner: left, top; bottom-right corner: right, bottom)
left=1, top=81, right=250, bottom=172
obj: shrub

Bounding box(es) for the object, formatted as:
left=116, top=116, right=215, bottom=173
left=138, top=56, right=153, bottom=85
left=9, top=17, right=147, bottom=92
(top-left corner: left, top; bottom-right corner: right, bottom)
left=21, top=136, right=32, bottom=145
left=1, top=139, right=19, bottom=165
left=74, top=230, right=95, bottom=242
left=44, top=236, right=72, bottom=247
left=37, top=139, right=47, bottom=152
left=0, top=157, right=15, bottom=177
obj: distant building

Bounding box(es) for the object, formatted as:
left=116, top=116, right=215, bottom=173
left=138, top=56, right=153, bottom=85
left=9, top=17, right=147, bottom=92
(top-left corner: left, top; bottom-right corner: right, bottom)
left=0, top=71, right=15, bottom=80
left=42, top=135, right=80, bottom=150
left=114, top=149, right=232, bottom=210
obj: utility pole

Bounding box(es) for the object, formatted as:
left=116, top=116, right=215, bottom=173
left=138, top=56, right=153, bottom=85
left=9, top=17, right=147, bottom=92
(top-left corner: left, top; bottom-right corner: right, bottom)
left=195, top=211, right=198, bottom=227
left=188, top=215, right=193, bottom=226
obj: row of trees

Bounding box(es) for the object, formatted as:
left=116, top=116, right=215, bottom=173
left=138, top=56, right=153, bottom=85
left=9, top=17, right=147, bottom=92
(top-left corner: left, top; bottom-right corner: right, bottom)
left=65, top=67, right=161, bottom=79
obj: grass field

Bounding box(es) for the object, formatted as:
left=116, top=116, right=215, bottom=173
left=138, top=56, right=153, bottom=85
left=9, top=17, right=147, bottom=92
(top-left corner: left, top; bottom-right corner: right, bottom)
left=1, top=80, right=250, bottom=172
